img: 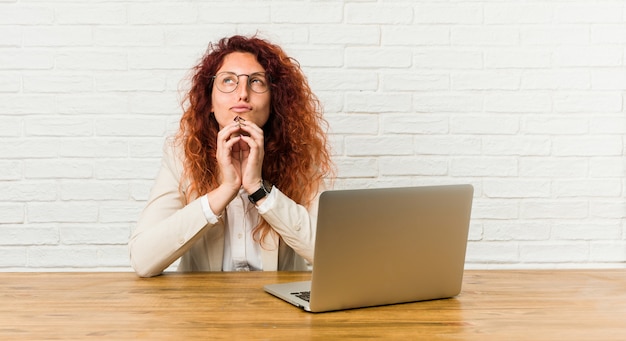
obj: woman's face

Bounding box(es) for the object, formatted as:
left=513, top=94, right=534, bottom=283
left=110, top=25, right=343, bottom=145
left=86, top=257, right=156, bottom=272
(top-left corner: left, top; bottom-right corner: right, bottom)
left=210, top=52, right=271, bottom=130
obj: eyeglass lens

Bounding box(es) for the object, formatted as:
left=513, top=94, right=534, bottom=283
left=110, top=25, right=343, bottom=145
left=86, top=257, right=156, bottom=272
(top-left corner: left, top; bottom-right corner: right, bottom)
left=213, top=72, right=269, bottom=93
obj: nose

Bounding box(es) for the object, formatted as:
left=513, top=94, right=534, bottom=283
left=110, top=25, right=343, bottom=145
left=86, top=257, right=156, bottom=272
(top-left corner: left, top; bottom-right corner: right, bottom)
left=236, top=75, right=249, bottom=101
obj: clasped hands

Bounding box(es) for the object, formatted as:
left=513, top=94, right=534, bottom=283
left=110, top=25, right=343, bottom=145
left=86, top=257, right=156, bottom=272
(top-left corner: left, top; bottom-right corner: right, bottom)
left=216, top=116, right=265, bottom=196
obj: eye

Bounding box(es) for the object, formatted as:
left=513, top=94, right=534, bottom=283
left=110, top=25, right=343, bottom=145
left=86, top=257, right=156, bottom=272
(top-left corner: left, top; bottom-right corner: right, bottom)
left=249, top=74, right=266, bottom=86
left=221, top=74, right=238, bottom=85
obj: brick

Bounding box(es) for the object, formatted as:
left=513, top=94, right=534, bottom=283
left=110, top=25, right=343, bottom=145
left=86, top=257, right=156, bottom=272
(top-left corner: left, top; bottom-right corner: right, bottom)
left=482, top=136, right=550, bottom=156
left=28, top=246, right=98, bottom=268
left=0, top=5, right=53, bottom=25
left=95, top=159, right=160, bottom=180
left=521, top=200, right=588, bottom=219
left=589, top=200, right=626, bottom=219
left=99, top=201, right=144, bottom=223
left=483, top=179, right=551, bottom=198
left=346, top=47, right=412, bottom=68
left=452, top=71, right=520, bottom=90
left=96, top=72, right=167, bottom=92
left=590, top=242, right=626, bottom=262
left=383, top=72, right=449, bottom=91
left=591, top=69, right=626, bottom=90
left=521, top=70, right=590, bottom=90
left=553, top=46, right=623, bottom=67
left=591, top=25, right=626, bottom=44
left=451, top=157, right=518, bottom=177
left=311, top=25, right=380, bottom=45
left=0, top=26, right=21, bottom=47
left=346, top=4, right=413, bottom=24
left=383, top=114, right=449, bottom=135
left=0, top=181, right=57, bottom=201
left=414, top=4, right=482, bottom=24
left=414, top=50, right=483, bottom=69
left=520, top=243, right=589, bottom=263
left=597, top=114, right=626, bottom=134
left=23, top=26, right=93, bottom=47
left=25, top=117, right=93, bottom=137
left=346, top=93, right=412, bottom=113
left=57, top=94, right=129, bottom=114
left=55, top=4, right=126, bottom=24
left=198, top=4, right=270, bottom=23
left=289, top=48, right=344, bottom=68
left=379, top=156, right=448, bottom=176
left=128, top=3, right=199, bottom=24
left=483, top=222, right=550, bottom=241
left=413, top=136, right=482, bottom=155
left=452, top=26, right=519, bottom=46
left=0, top=73, right=20, bottom=93
left=0, top=139, right=59, bottom=159
left=0, top=95, right=56, bottom=114
left=589, top=157, right=626, bottom=177
left=334, top=157, right=378, bottom=177
left=60, top=181, right=129, bottom=201
left=0, top=227, right=58, bottom=245
left=272, top=4, right=343, bottom=24
left=520, top=157, right=588, bottom=178
left=485, top=92, right=552, bottom=113
left=96, top=118, right=166, bottom=137
left=58, top=139, right=129, bottom=158
left=485, top=4, right=553, bottom=24
left=485, top=48, right=551, bottom=68
left=24, top=159, right=93, bottom=179
left=466, top=241, right=519, bottom=263
left=326, top=114, right=379, bottom=135
left=345, top=136, right=413, bottom=156
left=27, top=202, right=99, bottom=223
left=56, top=51, right=127, bottom=71
left=552, top=223, right=621, bottom=240
left=521, top=26, right=589, bottom=45
left=60, top=225, right=130, bottom=245
left=450, top=115, right=519, bottom=134
left=523, top=116, right=588, bottom=135
left=0, top=248, right=27, bottom=268
left=0, top=160, right=22, bottom=180
left=98, top=245, right=132, bottom=268
left=309, top=70, right=378, bottom=92
left=552, top=136, right=622, bottom=156
left=413, top=93, right=483, bottom=113
left=555, top=4, right=623, bottom=24
left=0, top=203, right=25, bottom=223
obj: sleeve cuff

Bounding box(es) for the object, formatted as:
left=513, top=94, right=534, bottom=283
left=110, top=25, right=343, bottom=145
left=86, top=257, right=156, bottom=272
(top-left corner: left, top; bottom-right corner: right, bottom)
left=200, top=194, right=221, bottom=224
left=256, top=186, right=278, bottom=214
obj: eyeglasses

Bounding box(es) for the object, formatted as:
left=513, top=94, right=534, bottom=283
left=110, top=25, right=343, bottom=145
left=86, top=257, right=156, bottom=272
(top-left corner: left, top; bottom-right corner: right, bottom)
left=212, top=72, right=270, bottom=94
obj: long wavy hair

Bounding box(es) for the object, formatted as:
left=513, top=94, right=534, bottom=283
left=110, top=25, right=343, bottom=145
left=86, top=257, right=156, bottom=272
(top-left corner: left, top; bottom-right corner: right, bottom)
left=177, top=35, right=334, bottom=243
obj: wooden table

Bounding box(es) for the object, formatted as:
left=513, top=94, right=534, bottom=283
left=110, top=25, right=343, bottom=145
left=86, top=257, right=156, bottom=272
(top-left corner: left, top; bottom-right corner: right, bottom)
left=1, top=270, right=625, bottom=340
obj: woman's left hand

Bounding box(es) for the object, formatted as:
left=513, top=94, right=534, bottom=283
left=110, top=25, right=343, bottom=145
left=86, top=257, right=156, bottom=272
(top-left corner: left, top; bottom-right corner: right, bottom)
left=234, top=120, right=265, bottom=194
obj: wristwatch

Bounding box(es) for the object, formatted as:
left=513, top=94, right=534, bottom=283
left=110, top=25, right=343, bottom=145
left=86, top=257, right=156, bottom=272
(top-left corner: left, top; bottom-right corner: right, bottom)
left=248, top=180, right=272, bottom=204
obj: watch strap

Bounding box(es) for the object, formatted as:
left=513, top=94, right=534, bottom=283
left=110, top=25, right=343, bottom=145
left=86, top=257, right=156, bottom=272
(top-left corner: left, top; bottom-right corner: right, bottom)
left=248, top=180, right=271, bottom=204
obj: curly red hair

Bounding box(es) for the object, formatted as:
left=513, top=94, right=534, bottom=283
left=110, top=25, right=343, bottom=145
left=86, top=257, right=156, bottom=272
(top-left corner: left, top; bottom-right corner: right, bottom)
left=177, top=35, right=334, bottom=242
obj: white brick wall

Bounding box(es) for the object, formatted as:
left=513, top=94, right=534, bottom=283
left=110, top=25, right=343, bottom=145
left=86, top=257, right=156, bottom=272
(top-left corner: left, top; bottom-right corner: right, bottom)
left=1, top=0, right=625, bottom=271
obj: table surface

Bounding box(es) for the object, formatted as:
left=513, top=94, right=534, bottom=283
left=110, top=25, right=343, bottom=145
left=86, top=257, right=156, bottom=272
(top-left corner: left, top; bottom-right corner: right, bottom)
left=2, top=269, right=626, bottom=340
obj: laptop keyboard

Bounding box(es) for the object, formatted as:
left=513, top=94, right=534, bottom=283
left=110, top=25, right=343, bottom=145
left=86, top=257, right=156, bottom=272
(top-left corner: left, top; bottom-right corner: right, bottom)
left=291, top=291, right=311, bottom=302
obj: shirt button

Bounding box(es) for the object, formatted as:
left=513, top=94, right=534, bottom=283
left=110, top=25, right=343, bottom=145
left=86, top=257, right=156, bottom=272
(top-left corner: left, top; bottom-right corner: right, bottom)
left=238, top=233, right=243, bottom=239
left=294, top=224, right=301, bottom=231
left=178, top=238, right=185, bottom=245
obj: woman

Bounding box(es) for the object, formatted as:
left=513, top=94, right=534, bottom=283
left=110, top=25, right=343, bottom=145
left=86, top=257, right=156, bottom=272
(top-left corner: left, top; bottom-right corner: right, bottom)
left=129, top=35, right=334, bottom=277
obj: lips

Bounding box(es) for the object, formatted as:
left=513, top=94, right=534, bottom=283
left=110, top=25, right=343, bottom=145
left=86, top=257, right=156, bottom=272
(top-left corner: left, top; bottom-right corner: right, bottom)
left=231, top=105, right=252, bottom=113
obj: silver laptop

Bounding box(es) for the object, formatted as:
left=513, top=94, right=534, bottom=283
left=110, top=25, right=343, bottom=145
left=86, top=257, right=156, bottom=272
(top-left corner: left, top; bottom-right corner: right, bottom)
left=264, top=184, right=474, bottom=313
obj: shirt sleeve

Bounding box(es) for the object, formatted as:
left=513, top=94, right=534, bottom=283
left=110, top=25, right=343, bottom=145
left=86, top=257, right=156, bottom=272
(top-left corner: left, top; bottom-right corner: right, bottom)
left=128, top=140, right=215, bottom=277
left=257, top=185, right=323, bottom=265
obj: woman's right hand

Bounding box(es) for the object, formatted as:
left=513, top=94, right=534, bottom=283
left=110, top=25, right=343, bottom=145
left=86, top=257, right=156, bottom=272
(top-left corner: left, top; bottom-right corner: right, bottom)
left=207, top=121, right=247, bottom=215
